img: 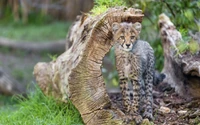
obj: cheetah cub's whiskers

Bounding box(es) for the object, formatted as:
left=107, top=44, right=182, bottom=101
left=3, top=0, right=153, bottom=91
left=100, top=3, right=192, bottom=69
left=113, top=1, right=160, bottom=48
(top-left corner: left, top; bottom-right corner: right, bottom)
left=112, top=22, right=155, bottom=124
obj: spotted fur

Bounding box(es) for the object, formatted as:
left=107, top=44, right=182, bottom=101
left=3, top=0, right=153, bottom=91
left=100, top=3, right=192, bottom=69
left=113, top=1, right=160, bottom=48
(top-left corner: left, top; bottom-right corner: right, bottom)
left=112, top=22, right=155, bottom=124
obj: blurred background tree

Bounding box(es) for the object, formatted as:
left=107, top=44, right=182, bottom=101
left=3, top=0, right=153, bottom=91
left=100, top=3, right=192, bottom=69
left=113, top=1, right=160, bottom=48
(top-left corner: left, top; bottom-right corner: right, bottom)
left=0, top=0, right=94, bottom=24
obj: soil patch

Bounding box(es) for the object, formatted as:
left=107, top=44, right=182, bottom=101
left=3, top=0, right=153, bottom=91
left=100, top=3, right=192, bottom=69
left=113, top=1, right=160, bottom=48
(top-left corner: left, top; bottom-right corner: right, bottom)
left=108, top=84, right=200, bottom=125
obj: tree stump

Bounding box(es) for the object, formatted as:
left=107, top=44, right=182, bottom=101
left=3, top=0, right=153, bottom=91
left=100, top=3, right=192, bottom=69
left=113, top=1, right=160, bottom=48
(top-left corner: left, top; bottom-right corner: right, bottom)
left=158, top=14, right=200, bottom=100
left=34, top=7, right=146, bottom=125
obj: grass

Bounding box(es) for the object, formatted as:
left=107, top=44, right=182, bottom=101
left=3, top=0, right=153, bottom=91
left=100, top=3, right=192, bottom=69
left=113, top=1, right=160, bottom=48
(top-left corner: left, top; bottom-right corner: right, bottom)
left=0, top=21, right=71, bottom=42
left=0, top=87, right=83, bottom=125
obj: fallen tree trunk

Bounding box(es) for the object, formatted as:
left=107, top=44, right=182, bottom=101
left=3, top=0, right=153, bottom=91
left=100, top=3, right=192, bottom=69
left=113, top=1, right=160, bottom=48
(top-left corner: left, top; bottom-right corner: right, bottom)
left=0, top=37, right=66, bottom=53
left=158, top=14, right=200, bottom=100
left=34, top=7, right=147, bottom=125
left=0, top=67, right=26, bottom=96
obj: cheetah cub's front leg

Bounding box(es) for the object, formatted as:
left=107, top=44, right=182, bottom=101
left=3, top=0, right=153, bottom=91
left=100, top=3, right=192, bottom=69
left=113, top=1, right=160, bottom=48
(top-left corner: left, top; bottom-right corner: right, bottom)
left=129, top=73, right=143, bottom=124
left=119, top=77, right=142, bottom=124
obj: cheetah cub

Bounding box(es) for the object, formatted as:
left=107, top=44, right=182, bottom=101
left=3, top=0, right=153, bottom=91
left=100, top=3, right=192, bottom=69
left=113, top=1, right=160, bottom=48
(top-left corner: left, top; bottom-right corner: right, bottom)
left=112, top=22, right=155, bottom=124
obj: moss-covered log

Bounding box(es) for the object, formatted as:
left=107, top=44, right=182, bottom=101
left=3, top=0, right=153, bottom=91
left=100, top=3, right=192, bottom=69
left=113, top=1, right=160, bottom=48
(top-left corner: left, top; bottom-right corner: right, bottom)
left=33, top=7, right=148, bottom=125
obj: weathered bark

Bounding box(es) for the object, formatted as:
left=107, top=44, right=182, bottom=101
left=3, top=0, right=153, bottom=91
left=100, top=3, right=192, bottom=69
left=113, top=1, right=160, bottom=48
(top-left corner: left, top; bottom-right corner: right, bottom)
left=0, top=67, right=26, bottom=96
left=34, top=7, right=145, bottom=125
left=158, top=14, right=200, bottom=100
left=66, top=14, right=89, bottom=50
left=0, top=37, right=65, bottom=53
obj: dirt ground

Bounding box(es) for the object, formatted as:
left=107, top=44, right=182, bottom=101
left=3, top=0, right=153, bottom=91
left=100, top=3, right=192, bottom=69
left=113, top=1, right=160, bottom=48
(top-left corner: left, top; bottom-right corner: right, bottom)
left=108, top=83, right=200, bottom=125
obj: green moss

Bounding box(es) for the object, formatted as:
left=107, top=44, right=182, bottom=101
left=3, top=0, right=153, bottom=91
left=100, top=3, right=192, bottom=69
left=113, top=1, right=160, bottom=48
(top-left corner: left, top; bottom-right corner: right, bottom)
left=177, top=40, right=189, bottom=54
left=176, top=38, right=200, bottom=55
left=189, top=40, right=200, bottom=54
left=90, top=5, right=109, bottom=16
left=90, top=0, right=126, bottom=16
left=0, top=86, right=83, bottom=125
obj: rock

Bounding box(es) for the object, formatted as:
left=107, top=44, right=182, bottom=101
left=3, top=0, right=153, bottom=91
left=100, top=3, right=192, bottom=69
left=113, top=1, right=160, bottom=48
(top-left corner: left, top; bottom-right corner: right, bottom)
left=178, top=110, right=187, bottom=115
left=159, top=106, right=171, bottom=114
left=171, top=110, right=176, bottom=114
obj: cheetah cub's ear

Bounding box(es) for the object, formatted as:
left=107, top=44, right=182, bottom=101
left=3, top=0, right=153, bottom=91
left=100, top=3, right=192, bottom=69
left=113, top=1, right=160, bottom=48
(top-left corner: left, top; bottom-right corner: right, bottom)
left=133, top=22, right=142, bottom=33
left=112, top=22, right=121, bottom=33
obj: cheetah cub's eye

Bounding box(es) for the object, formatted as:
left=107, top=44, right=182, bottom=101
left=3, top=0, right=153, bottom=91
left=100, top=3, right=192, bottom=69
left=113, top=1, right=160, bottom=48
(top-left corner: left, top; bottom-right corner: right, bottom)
left=131, top=36, right=135, bottom=39
left=120, top=36, right=125, bottom=39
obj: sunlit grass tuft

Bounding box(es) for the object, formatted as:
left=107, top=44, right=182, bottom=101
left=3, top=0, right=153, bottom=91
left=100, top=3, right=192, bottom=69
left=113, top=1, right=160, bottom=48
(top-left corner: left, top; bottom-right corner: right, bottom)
left=0, top=86, right=83, bottom=125
left=90, top=0, right=126, bottom=16
left=90, top=5, right=108, bottom=16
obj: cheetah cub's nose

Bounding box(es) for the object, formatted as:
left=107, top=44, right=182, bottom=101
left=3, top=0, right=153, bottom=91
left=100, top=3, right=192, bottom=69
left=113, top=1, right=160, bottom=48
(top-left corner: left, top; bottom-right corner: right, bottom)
left=126, top=44, right=131, bottom=47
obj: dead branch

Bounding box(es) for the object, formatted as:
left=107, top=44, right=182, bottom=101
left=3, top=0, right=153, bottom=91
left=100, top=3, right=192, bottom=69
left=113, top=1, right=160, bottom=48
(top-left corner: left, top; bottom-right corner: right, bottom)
left=0, top=37, right=66, bottom=53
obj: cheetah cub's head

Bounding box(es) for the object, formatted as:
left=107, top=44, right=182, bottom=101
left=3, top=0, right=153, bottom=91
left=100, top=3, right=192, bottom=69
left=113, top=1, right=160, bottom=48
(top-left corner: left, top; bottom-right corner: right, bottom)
left=112, top=22, right=142, bottom=51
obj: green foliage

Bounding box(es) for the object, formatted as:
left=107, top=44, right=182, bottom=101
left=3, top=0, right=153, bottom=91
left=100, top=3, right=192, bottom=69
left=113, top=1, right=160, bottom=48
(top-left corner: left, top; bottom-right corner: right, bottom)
left=91, top=0, right=126, bottom=16
left=0, top=22, right=71, bottom=42
left=150, top=39, right=164, bottom=70
left=125, top=0, right=200, bottom=30
left=0, top=86, right=83, bottom=125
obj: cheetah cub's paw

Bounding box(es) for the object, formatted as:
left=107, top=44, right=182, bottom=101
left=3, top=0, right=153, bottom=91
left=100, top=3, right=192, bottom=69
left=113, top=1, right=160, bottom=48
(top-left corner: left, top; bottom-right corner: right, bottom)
left=122, top=115, right=132, bottom=123
left=122, top=114, right=143, bottom=124
left=143, top=111, right=153, bottom=121
left=133, top=114, right=143, bottom=124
